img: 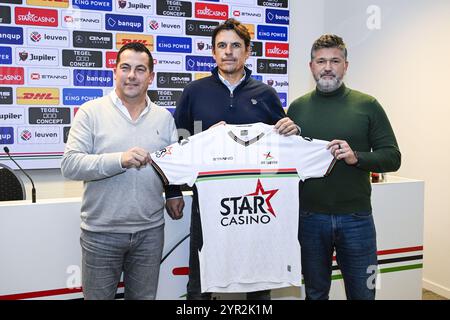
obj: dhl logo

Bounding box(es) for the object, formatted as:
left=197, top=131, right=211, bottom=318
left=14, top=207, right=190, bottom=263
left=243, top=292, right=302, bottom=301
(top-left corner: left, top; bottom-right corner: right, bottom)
left=17, top=88, right=59, bottom=105
left=26, top=0, right=69, bottom=8
left=116, top=34, right=154, bottom=51
left=243, top=24, right=255, bottom=39
left=195, top=73, right=211, bottom=80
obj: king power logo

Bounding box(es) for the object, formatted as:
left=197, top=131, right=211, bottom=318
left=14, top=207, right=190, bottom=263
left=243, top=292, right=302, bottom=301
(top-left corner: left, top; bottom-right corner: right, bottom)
left=220, top=179, right=279, bottom=227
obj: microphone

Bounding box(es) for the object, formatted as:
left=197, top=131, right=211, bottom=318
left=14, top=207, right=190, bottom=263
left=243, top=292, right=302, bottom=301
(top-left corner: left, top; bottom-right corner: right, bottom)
left=3, top=146, right=36, bottom=203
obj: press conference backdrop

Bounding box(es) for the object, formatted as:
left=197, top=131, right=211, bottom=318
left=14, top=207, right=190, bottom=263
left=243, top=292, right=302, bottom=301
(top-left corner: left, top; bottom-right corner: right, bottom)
left=0, top=0, right=289, bottom=169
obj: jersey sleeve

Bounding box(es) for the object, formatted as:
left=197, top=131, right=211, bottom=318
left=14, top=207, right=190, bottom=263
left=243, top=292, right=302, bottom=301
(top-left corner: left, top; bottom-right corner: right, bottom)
left=150, top=138, right=198, bottom=187
left=291, top=137, right=336, bottom=181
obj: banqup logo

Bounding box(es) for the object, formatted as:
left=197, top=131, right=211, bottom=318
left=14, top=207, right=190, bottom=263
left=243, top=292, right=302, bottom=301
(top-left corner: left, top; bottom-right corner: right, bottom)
left=157, top=36, right=191, bottom=53
left=63, top=88, right=103, bottom=105
left=72, top=0, right=113, bottom=11
left=15, top=7, right=58, bottom=27
left=0, top=127, right=14, bottom=144
left=0, top=46, right=12, bottom=64
left=278, top=92, right=287, bottom=108
left=0, top=26, right=23, bottom=45
left=74, top=69, right=113, bottom=87
left=265, top=8, right=289, bottom=25
left=185, top=55, right=216, bottom=72
left=257, top=25, right=288, bottom=42
left=105, top=14, right=143, bottom=32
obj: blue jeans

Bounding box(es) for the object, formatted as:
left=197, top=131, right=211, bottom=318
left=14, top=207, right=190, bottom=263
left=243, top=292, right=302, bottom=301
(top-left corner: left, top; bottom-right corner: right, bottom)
left=80, top=225, right=164, bottom=300
left=299, top=211, right=377, bottom=300
left=187, top=195, right=271, bottom=300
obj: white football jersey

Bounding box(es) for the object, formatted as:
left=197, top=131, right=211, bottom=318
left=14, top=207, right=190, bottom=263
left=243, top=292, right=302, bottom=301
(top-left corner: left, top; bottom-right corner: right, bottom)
left=151, top=123, right=335, bottom=293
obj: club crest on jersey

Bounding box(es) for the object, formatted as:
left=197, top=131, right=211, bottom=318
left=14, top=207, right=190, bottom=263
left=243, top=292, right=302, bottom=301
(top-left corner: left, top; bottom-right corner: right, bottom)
left=219, top=179, right=278, bottom=227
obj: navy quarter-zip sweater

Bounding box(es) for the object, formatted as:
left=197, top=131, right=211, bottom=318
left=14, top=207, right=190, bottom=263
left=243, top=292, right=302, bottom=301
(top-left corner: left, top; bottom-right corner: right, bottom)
left=174, top=67, right=286, bottom=135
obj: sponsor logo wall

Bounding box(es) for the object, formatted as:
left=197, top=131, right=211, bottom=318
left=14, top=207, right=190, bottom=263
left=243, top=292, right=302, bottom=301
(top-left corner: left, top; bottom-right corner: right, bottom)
left=0, top=0, right=289, bottom=169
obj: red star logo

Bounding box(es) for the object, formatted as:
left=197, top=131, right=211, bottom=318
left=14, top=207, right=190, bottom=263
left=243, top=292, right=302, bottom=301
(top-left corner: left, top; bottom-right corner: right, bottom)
left=246, top=179, right=279, bottom=217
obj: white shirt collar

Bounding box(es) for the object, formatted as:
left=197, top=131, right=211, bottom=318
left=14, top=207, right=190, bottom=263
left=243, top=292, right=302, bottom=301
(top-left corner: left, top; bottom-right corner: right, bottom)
left=218, top=70, right=246, bottom=93
left=110, top=90, right=151, bottom=122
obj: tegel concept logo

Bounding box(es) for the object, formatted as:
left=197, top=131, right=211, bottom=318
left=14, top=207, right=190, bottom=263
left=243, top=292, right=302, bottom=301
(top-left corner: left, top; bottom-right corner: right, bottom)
left=257, top=0, right=287, bottom=8
left=105, top=14, right=143, bottom=32
left=0, top=127, right=14, bottom=144
left=250, top=41, right=263, bottom=57
left=147, top=90, right=182, bottom=107
left=0, top=46, right=12, bottom=64
left=0, top=26, right=23, bottom=45
left=28, top=107, right=71, bottom=125
left=63, top=88, right=103, bottom=105
left=63, top=49, right=103, bottom=68
left=15, top=7, right=58, bottom=27
left=156, top=0, right=192, bottom=18
left=72, top=0, right=113, bottom=11
left=73, top=69, right=113, bottom=87
left=265, top=8, right=289, bottom=25
left=185, top=55, right=216, bottom=72
left=156, top=36, right=191, bottom=53
left=220, top=179, right=279, bottom=227
left=256, top=25, right=288, bottom=42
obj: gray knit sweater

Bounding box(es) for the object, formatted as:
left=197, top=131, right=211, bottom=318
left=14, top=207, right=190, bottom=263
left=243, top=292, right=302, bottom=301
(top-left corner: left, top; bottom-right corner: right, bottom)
left=61, top=94, right=178, bottom=233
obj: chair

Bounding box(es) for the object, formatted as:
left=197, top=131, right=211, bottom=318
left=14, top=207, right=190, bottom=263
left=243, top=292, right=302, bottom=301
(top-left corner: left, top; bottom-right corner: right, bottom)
left=0, top=163, right=26, bottom=201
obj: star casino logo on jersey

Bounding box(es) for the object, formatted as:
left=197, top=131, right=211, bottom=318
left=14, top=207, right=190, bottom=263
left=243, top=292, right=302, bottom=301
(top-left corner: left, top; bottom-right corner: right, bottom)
left=220, top=179, right=278, bottom=227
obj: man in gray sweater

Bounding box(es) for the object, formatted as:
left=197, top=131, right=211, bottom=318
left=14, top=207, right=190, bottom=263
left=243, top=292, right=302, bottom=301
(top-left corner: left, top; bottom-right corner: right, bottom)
left=61, top=42, right=184, bottom=300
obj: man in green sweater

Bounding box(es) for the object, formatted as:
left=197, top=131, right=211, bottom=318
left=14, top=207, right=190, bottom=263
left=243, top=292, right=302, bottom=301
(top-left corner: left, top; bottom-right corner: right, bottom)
left=287, top=34, right=401, bottom=300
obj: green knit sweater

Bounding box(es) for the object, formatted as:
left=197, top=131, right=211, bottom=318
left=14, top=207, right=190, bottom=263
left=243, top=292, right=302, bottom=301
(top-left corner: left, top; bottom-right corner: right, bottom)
left=287, top=84, right=401, bottom=213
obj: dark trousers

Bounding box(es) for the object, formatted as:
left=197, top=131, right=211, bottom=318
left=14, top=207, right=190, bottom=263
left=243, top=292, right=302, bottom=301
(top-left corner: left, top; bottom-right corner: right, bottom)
left=187, top=192, right=271, bottom=300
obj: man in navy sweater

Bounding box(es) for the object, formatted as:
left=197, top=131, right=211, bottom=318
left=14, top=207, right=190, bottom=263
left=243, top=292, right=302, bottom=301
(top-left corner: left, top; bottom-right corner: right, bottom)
left=175, top=18, right=298, bottom=300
